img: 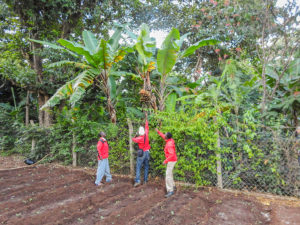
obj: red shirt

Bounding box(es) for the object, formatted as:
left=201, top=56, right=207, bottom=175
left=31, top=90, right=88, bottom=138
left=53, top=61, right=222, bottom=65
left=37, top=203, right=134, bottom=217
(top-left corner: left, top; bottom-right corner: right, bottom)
left=97, top=137, right=109, bottom=160
left=157, top=130, right=177, bottom=164
left=132, top=120, right=151, bottom=151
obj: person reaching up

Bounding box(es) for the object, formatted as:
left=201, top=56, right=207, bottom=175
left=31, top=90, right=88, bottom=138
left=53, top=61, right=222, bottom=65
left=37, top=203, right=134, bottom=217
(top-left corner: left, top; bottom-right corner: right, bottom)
left=155, top=128, right=177, bottom=197
left=132, top=112, right=151, bottom=187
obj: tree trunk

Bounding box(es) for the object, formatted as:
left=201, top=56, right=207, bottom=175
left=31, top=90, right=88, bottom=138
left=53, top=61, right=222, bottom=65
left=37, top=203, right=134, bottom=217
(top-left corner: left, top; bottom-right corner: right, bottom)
left=102, top=72, right=117, bottom=123
left=292, top=105, right=298, bottom=128
left=127, top=118, right=135, bottom=177
left=158, top=76, right=167, bottom=111
left=31, top=37, right=48, bottom=127
left=261, top=63, right=267, bottom=113
left=38, top=93, right=45, bottom=127
left=44, top=94, right=52, bottom=127
left=107, top=96, right=117, bottom=124
left=25, top=90, right=30, bottom=126
left=72, top=131, right=77, bottom=167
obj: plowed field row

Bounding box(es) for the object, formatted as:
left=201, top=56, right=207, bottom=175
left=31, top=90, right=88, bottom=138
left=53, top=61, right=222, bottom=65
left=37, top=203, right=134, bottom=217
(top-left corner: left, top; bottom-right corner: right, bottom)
left=0, top=164, right=299, bottom=225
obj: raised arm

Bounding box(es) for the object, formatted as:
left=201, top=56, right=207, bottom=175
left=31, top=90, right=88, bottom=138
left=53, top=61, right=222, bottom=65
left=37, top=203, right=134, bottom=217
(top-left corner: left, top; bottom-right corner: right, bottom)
left=145, top=120, right=149, bottom=135
left=156, top=128, right=166, bottom=140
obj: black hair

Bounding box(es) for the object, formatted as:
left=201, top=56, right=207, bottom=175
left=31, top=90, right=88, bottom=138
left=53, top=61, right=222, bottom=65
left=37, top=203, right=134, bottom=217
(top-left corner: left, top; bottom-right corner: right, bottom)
left=166, top=132, right=172, bottom=139
left=99, top=131, right=105, bottom=137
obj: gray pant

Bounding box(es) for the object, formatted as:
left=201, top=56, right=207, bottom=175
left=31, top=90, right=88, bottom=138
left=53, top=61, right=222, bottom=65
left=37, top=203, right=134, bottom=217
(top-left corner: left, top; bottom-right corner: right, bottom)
left=95, top=158, right=112, bottom=185
left=166, top=161, right=176, bottom=192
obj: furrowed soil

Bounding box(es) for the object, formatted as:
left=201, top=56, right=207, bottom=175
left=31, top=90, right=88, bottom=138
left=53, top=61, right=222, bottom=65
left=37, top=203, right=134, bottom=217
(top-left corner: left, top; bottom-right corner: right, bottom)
left=0, top=156, right=299, bottom=225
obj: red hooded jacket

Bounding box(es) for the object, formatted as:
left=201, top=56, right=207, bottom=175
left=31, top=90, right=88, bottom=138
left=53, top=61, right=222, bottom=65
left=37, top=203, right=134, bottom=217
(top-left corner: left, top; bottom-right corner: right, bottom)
left=157, top=130, right=177, bottom=164
left=97, top=137, right=109, bottom=160
left=132, top=120, right=151, bottom=151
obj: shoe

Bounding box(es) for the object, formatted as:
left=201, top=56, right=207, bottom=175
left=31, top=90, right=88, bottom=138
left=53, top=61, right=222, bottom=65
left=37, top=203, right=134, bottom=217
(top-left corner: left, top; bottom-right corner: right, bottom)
left=95, top=183, right=102, bottom=186
left=134, top=182, right=141, bottom=187
left=106, top=179, right=112, bottom=183
left=165, top=191, right=174, bottom=198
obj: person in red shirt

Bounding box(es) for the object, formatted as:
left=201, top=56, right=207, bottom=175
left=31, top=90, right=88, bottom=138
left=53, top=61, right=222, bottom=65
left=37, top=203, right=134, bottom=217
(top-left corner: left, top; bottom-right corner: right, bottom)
left=132, top=112, right=151, bottom=187
left=155, top=128, right=177, bottom=197
left=95, top=131, right=112, bottom=186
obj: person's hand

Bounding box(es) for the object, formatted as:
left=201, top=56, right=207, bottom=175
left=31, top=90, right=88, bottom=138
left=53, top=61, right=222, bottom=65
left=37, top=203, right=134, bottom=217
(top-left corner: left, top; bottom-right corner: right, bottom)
left=145, top=112, right=148, bottom=119
left=155, top=128, right=158, bottom=132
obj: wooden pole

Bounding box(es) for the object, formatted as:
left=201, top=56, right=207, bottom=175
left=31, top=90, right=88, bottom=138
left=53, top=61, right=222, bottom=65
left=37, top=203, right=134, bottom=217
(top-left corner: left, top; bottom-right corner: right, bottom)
left=30, top=120, right=36, bottom=156
left=214, top=116, right=223, bottom=189
left=127, top=118, right=134, bottom=177
left=71, top=118, right=77, bottom=167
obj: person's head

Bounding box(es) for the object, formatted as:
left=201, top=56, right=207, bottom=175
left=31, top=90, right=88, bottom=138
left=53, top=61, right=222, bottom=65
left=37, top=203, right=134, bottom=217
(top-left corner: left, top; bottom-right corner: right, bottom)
left=165, top=132, right=172, bottom=139
left=99, top=131, right=106, bottom=138
left=138, top=126, right=145, bottom=136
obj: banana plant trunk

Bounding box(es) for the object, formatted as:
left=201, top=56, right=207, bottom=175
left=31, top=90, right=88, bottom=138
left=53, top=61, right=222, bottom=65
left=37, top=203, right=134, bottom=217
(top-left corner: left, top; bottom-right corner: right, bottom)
left=158, top=76, right=167, bottom=111
left=107, top=96, right=117, bottom=124
left=101, top=71, right=117, bottom=124
left=142, top=71, right=157, bottom=110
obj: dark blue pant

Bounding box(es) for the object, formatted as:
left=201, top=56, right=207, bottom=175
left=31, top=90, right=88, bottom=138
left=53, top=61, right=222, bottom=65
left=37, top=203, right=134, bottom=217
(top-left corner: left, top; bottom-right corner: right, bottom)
left=135, top=151, right=150, bottom=183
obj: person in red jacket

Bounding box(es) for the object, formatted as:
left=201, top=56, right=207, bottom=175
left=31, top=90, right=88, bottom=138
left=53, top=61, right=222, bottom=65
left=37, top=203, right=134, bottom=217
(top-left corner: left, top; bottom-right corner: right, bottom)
left=132, top=112, right=151, bottom=187
left=95, top=131, right=112, bottom=186
left=155, top=128, right=177, bottom=197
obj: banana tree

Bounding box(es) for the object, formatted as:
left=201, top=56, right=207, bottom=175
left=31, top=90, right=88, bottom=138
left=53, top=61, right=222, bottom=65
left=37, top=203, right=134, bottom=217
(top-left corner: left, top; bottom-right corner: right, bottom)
left=132, top=24, right=219, bottom=111
left=131, top=23, right=157, bottom=110
left=30, top=26, right=129, bottom=123
left=156, top=28, right=220, bottom=111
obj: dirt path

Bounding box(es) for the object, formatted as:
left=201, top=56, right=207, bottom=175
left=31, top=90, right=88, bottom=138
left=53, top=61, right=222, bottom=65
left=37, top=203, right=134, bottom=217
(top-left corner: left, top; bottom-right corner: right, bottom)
left=0, top=156, right=299, bottom=225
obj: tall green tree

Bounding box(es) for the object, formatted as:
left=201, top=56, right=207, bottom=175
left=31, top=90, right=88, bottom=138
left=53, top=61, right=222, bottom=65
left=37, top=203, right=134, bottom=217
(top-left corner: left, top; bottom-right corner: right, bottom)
left=33, top=27, right=129, bottom=123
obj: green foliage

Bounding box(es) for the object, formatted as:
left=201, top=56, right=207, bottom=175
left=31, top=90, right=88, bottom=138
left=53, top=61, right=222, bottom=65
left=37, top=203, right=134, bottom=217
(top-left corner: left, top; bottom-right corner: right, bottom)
left=135, top=23, right=156, bottom=66
left=180, top=39, right=220, bottom=58
left=0, top=104, right=23, bottom=153
left=33, top=27, right=128, bottom=110
left=1, top=0, right=299, bottom=197
left=149, top=108, right=222, bottom=185
left=157, top=28, right=180, bottom=76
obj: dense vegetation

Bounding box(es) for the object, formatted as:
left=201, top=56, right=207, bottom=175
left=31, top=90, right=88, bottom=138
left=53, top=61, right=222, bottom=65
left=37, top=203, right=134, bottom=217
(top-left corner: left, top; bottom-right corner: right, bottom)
left=0, top=0, right=299, bottom=196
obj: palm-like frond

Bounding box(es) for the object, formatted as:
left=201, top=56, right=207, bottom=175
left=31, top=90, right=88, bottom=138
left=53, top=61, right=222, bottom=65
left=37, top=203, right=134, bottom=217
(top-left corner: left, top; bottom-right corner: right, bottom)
left=157, top=28, right=180, bottom=76
left=135, top=23, right=156, bottom=65
left=83, top=30, right=98, bottom=55
left=180, top=39, right=220, bottom=58
left=41, top=68, right=101, bottom=109
left=40, top=80, right=75, bottom=110
left=47, top=60, right=92, bottom=70
left=57, top=39, right=96, bottom=67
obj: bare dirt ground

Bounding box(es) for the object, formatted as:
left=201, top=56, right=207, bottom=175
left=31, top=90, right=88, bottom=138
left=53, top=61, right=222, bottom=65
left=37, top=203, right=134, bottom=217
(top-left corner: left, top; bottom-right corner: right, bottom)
left=0, top=155, right=299, bottom=225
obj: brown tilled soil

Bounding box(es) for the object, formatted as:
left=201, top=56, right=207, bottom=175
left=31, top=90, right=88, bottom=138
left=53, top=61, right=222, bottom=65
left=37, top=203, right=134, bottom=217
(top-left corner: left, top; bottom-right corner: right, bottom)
left=0, top=155, right=299, bottom=225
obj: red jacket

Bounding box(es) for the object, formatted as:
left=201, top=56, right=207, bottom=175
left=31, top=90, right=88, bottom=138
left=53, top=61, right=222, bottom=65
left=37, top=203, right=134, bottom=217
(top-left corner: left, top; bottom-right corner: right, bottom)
left=97, top=137, right=109, bottom=160
left=132, top=120, right=151, bottom=151
left=157, top=130, right=177, bottom=164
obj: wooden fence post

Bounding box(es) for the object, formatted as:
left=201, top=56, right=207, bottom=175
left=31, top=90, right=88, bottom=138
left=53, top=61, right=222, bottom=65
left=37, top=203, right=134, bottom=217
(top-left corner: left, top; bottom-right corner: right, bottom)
left=214, top=116, right=223, bottom=189
left=127, top=118, right=134, bottom=177
left=30, top=120, right=36, bottom=156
